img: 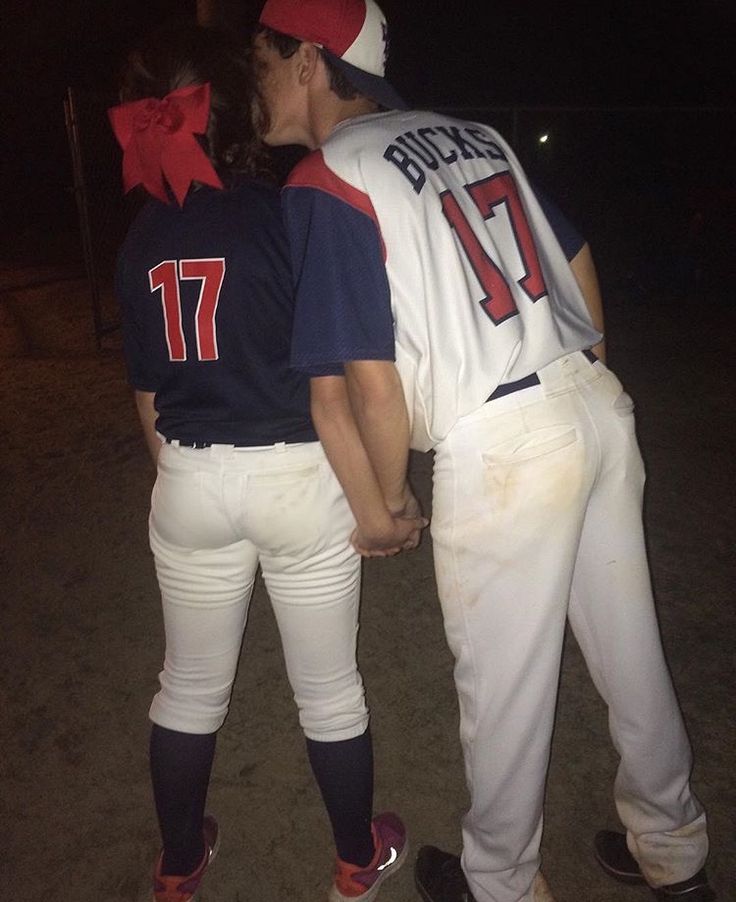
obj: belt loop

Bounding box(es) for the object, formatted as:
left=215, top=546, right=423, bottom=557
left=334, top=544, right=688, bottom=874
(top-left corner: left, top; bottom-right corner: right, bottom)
left=274, top=442, right=287, bottom=453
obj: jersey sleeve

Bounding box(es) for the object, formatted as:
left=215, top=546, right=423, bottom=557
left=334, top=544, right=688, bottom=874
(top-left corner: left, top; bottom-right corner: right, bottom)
left=531, top=184, right=585, bottom=260
left=282, top=152, right=395, bottom=375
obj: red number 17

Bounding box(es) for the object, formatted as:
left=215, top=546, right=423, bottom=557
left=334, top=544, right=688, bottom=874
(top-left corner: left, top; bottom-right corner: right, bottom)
left=440, top=173, right=547, bottom=324
left=149, top=258, right=226, bottom=361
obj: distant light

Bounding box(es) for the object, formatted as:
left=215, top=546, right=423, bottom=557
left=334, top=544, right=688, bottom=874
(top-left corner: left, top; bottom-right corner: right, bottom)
left=539, top=133, right=550, bottom=144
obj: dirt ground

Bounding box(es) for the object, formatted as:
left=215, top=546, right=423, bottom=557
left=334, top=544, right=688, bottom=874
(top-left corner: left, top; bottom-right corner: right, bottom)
left=1, top=241, right=734, bottom=902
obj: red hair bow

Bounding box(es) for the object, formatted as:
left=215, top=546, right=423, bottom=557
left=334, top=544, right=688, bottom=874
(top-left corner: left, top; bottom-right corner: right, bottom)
left=108, top=83, right=223, bottom=207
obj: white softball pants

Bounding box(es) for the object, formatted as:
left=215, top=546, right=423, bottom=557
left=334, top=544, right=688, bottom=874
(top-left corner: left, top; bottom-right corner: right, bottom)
left=148, top=439, right=368, bottom=742
left=430, top=351, right=707, bottom=902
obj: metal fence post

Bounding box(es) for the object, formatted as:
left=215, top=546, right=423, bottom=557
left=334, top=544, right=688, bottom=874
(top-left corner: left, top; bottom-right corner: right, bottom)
left=64, top=86, right=105, bottom=350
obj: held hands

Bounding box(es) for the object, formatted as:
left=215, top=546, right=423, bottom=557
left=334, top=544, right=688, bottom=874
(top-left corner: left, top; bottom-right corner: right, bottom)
left=350, top=515, right=427, bottom=557
left=351, top=488, right=429, bottom=558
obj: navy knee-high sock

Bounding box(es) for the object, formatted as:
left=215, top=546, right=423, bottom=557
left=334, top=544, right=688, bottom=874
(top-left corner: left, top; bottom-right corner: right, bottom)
left=306, top=728, right=375, bottom=867
left=149, top=724, right=217, bottom=876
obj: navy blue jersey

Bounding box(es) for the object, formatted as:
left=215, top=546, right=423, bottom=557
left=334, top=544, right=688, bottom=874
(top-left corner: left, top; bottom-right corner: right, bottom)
left=115, top=178, right=318, bottom=445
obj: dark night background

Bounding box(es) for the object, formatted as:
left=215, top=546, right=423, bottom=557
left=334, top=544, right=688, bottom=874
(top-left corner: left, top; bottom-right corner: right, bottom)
left=1, top=9, right=734, bottom=898
left=2, top=0, right=735, bottom=293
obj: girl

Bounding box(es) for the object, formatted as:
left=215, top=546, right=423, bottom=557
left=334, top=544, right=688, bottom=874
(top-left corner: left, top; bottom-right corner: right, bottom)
left=110, top=21, right=410, bottom=902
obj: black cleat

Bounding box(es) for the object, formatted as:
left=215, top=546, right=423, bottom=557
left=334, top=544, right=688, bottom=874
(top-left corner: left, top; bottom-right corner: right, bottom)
left=594, top=830, right=646, bottom=884
left=415, top=846, right=477, bottom=902
left=594, top=830, right=716, bottom=900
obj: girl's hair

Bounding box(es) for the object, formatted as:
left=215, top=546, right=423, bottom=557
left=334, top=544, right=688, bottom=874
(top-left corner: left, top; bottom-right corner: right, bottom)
left=120, top=19, right=269, bottom=179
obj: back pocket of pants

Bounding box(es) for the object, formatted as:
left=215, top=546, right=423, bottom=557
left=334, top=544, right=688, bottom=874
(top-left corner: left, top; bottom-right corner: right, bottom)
left=481, top=424, right=578, bottom=466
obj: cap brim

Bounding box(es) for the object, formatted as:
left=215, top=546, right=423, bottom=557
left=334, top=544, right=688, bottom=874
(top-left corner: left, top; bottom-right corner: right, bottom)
left=323, top=51, right=409, bottom=110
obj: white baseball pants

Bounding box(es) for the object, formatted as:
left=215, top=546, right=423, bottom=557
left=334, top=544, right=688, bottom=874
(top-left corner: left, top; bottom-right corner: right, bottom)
left=430, top=351, right=707, bottom=902
left=148, top=439, right=368, bottom=742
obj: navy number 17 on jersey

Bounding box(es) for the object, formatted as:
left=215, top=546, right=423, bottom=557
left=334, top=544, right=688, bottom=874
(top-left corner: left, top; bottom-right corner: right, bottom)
left=440, top=173, right=547, bottom=324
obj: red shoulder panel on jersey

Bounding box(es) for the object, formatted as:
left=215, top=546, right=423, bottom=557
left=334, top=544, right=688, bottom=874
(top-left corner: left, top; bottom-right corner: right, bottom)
left=286, top=151, right=386, bottom=260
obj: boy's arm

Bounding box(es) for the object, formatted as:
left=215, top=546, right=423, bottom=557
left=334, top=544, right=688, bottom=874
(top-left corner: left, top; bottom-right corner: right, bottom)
left=310, top=375, right=425, bottom=556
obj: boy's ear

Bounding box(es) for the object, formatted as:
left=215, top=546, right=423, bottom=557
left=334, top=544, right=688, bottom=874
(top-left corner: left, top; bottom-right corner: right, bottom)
left=296, top=41, right=322, bottom=86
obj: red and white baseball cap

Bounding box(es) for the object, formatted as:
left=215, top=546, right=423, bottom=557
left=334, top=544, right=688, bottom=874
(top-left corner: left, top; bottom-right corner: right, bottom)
left=259, top=0, right=408, bottom=110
